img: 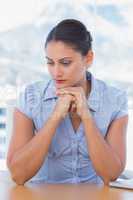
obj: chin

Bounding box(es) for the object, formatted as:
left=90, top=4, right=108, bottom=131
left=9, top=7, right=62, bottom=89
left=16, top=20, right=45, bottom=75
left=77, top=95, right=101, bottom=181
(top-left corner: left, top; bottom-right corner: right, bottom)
left=55, top=81, right=77, bottom=89
left=55, top=84, right=67, bottom=89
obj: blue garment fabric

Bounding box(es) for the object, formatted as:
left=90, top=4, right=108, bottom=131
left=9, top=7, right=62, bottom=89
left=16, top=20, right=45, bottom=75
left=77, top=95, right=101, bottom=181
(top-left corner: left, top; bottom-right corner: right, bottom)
left=15, top=71, right=128, bottom=184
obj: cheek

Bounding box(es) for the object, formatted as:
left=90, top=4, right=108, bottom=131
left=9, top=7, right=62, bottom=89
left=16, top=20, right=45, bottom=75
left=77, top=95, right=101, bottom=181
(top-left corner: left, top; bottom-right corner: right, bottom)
left=71, top=62, right=85, bottom=76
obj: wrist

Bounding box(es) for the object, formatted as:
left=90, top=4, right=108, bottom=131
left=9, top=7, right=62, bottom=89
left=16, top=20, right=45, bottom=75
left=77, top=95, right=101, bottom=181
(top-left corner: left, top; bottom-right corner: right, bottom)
left=51, top=111, right=63, bottom=122
left=81, top=109, right=92, bottom=122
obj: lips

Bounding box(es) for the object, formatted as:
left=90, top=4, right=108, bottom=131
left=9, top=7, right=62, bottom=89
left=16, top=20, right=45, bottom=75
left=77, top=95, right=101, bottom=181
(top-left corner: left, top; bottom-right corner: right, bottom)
left=55, top=80, right=66, bottom=84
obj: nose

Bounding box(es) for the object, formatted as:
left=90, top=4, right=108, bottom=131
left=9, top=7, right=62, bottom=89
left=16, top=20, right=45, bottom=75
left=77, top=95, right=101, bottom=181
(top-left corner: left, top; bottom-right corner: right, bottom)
left=54, top=65, right=63, bottom=78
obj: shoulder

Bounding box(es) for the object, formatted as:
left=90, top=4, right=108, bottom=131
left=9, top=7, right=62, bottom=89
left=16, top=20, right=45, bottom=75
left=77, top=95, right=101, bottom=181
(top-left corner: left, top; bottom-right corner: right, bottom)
left=95, top=78, right=128, bottom=120
left=96, top=78, right=127, bottom=104
left=22, top=79, right=51, bottom=101
left=16, top=79, right=51, bottom=118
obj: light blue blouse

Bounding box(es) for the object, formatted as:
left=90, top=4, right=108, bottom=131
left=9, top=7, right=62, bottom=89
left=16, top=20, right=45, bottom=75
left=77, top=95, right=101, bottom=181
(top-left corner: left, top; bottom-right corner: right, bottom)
left=15, top=71, right=128, bottom=184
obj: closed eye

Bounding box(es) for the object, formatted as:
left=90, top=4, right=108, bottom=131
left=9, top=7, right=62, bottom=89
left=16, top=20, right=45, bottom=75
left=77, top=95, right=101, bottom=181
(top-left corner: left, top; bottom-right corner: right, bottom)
left=60, top=61, right=72, bottom=66
left=45, top=56, right=72, bottom=66
left=46, top=61, right=72, bottom=66
left=47, top=62, right=54, bottom=65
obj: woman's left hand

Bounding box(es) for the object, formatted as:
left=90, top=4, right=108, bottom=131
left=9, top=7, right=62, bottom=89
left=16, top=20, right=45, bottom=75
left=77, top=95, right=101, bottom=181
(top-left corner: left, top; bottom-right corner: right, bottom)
left=56, top=87, right=91, bottom=119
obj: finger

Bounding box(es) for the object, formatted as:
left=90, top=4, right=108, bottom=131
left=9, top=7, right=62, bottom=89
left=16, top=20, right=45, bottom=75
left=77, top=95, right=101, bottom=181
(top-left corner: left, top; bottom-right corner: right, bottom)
left=56, top=90, right=68, bottom=96
left=58, top=90, right=77, bottom=97
left=56, top=90, right=81, bottom=105
left=57, top=91, right=76, bottom=99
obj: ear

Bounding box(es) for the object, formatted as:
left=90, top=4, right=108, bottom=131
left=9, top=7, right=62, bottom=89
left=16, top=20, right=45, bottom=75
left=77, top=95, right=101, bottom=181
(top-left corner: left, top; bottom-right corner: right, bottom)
left=85, top=50, right=94, bottom=70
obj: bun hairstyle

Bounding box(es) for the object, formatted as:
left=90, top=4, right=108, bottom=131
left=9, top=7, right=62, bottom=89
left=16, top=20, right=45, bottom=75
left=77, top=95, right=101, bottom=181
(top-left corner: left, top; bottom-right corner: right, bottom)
left=45, top=19, right=93, bottom=56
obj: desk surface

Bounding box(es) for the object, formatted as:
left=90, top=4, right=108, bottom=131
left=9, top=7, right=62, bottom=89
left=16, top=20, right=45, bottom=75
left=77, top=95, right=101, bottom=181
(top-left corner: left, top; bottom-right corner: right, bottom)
left=0, top=171, right=133, bottom=200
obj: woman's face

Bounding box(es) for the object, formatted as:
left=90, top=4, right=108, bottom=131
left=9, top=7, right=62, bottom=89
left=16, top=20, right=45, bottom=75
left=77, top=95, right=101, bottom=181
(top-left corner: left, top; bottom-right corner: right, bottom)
left=45, top=41, right=93, bottom=89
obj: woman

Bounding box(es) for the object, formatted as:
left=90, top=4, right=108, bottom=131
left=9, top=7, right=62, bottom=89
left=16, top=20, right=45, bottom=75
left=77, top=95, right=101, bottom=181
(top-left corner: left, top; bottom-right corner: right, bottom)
left=7, top=19, right=128, bottom=185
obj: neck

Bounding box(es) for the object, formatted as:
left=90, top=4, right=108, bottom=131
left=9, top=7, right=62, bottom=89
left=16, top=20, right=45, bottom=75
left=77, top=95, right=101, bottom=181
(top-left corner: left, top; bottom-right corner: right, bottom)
left=79, top=76, right=91, bottom=98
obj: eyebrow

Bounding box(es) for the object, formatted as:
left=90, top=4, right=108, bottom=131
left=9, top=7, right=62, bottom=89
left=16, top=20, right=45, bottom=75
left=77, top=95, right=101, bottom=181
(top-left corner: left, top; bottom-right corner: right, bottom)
left=45, top=56, right=73, bottom=61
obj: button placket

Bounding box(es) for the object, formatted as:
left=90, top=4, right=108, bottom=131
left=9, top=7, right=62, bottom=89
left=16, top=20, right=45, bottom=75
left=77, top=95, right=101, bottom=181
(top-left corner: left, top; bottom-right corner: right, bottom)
left=72, top=139, right=78, bottom=177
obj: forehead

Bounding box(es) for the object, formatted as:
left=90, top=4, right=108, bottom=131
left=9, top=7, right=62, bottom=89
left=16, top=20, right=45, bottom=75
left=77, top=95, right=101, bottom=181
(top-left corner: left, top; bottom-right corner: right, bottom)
left=45, top=41, right=80, bottom=59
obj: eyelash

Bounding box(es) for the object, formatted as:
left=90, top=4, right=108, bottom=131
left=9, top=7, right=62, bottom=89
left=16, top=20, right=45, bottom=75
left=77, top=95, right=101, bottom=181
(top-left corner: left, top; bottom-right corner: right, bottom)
left=47, top=61, right=72, bottom=66
left=62, top=62, right=71, bottom=66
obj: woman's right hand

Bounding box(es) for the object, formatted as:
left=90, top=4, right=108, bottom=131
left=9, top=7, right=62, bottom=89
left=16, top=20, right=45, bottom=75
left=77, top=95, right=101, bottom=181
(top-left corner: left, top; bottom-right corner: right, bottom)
left=53, top=94, right=75, bottom=120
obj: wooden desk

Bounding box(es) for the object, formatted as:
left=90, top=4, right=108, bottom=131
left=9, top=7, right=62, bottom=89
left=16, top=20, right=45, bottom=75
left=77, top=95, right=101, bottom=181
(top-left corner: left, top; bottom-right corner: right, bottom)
left=0, top=171, right=133, bottom=200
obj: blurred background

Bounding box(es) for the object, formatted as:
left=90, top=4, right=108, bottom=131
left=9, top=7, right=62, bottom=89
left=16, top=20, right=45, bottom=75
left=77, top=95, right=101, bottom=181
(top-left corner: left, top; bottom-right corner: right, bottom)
left=0, top=0, right=133, bottom=171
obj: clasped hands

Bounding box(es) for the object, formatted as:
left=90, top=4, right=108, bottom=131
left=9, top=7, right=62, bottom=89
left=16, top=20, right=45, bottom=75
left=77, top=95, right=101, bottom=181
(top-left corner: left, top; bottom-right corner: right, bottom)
left=56, top=86, right=91, bottom=120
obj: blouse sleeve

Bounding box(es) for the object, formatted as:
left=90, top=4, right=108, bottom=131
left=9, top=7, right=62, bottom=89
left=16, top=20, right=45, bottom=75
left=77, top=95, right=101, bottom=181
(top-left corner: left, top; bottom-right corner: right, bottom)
left=15, top=84, right=35, bottom=119
left=113, top=90, right=128, bottom=120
